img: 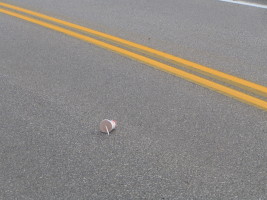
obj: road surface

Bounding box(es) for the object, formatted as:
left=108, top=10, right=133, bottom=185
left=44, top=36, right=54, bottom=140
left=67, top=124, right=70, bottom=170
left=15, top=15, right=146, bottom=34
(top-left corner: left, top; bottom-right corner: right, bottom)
left=0, top=0, right=267, bottom=199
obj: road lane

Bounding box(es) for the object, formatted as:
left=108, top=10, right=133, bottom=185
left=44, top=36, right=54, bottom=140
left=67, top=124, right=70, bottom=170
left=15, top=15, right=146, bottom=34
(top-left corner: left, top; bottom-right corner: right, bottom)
left=1, top=0, right=267, bottom=86
left=0, top=1, right=267, bottom=199
left=1, top=2, right=267, bottom=100
left=1, top=5, right=267, bottom=110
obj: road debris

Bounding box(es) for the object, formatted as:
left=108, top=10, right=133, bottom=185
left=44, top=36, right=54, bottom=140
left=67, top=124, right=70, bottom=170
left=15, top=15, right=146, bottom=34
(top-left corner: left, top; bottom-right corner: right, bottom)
left=100, top=119, right=117, bottom=135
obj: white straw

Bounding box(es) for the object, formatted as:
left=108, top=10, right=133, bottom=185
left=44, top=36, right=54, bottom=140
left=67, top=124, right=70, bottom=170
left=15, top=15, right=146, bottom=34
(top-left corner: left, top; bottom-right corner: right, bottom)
left=105, top=126, right=110, bottom=135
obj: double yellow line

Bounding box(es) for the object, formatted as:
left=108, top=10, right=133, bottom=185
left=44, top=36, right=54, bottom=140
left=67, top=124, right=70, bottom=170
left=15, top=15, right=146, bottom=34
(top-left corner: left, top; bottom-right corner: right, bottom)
left=1, top=2, right=267, bottom=111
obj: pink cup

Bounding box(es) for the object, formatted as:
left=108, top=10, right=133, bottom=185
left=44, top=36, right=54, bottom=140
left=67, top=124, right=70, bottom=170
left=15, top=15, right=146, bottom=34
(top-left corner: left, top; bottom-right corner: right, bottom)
left=100, top=119, right=117, bottom=134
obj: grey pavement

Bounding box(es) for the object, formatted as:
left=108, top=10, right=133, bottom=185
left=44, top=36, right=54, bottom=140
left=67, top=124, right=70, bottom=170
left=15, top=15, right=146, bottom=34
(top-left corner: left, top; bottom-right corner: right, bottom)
left=0, top=0, right=267, bottom=199
left=242, top=0, right=267, bottom=5
left=2, top=0, right=267, bottom=86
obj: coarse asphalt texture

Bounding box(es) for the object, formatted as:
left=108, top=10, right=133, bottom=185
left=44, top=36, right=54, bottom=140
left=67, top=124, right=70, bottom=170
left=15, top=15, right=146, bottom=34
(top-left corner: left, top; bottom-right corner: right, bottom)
left=0, top=0, right=267, bottom=199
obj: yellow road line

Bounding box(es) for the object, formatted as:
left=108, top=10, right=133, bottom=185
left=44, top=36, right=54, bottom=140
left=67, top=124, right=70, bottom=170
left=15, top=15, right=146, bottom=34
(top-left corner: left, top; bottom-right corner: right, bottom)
left=0, top=8, right=267, bottom=111
left=1, top=2, right=267, bottom=97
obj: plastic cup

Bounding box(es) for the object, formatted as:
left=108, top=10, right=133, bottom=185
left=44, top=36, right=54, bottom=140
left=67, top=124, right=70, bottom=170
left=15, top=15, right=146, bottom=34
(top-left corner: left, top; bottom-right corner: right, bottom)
left=100, top=119, right=117, bottom=134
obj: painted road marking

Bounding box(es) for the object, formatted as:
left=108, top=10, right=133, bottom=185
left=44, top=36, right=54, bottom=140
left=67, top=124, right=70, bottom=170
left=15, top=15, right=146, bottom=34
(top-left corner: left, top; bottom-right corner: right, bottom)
left=1, top=2, right=267, bottom=98
left=219, top=0, right=267, bottom=9
left=0, top=7, right=267, bottom=111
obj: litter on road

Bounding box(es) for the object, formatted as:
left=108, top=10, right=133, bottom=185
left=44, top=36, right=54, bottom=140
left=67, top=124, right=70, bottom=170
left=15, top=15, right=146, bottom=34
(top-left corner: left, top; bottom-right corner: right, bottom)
left=100, top=119, right=117, bottom=135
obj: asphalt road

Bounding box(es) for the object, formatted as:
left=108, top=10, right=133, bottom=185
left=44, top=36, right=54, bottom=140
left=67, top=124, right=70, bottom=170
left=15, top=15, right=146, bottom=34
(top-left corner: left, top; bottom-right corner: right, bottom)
left=239, top=0, right=267, bottom=5
left=0, top=0, right=267, bottom=199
